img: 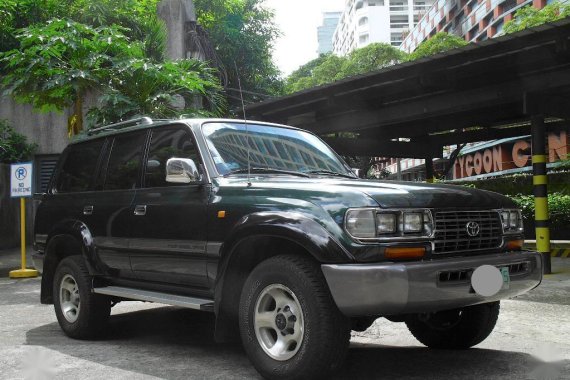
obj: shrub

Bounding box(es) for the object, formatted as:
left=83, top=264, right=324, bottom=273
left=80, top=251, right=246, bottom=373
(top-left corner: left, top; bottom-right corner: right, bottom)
left=511, top=192, right=570, bottom=229
left=0, top=119, right=37, bottom=164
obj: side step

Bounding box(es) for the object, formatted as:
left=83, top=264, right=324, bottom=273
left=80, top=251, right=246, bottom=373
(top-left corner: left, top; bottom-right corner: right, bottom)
left=93, top=286, right=214, bottom=312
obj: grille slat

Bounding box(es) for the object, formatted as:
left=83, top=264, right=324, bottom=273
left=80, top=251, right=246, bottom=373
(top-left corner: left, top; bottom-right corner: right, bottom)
left=433, top=211, right=502, bottom=255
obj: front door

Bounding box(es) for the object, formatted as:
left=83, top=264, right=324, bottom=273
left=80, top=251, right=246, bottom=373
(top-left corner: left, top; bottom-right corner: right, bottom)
left=129, top=125, right=210, bottom=290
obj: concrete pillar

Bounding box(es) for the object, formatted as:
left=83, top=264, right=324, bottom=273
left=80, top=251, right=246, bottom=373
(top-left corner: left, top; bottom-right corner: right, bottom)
left=157, top=0, right=197, bottom=60
left=531, top=115, right=551, bottom=274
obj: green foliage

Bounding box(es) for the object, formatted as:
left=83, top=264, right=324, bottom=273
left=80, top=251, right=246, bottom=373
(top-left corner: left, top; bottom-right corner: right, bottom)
left=503, top=1, right=570, bottom=34
left=1, top=19, right=141, bottom=112
left=511, top=192, right=570, bottom=229
left=194, top=0, right=284, bottom=109
left=285, top=43, right=406, bottom=94
left=0, top=119, right=37, bottom=164
left=340, top=43, right=407, bottom=77
left=87, top=59, right=225, bottom=126
left=408, top=32, right=468, bottom=61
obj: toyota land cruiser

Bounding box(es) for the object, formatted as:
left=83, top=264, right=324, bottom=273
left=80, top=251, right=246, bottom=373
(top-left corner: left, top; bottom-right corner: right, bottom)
left=33, top=117, right=542, bottom=380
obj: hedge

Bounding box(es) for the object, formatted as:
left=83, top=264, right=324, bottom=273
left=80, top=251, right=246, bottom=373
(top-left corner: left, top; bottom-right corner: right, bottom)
left=510, top=193, right=570, bottom=239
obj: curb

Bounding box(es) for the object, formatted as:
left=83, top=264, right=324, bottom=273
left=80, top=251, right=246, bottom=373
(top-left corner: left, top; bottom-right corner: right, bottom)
left=524, top=241, right=570, bottom=258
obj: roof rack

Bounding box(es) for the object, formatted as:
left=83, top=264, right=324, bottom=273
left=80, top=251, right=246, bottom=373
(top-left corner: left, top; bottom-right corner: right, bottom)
left=87, top=117, right=154, bottom=136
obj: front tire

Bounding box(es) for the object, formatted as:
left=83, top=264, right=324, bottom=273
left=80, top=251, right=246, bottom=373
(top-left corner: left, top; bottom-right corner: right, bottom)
left=239, top=255, right=350, bottom=380
left=405, top=301, right=500, bottom=349
left=53, top=255, right=111, bottom=339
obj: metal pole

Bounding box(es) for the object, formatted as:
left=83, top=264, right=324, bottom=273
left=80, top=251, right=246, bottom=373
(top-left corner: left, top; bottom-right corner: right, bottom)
left=20, top=198, right=26, bottom=270
left=396, top=159, right=402, bottom=180
left=425, top=157, right=434, bottom=183
left=531, top=115, right=551, bottom=274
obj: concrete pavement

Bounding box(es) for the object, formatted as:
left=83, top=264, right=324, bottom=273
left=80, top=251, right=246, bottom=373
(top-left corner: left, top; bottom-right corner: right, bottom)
left=0, top=247, right=569, bottom=379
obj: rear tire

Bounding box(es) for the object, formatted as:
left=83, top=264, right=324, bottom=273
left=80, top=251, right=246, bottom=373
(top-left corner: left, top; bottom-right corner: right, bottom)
left=405, top=301, right=500, bottom=349
left=53, top=255, right=111, bottom=339
left=239, top=255, right=350, bottom=380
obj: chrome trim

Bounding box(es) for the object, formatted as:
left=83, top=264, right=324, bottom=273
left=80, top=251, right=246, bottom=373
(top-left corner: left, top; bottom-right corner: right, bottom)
left=35, top=234, right=48, bottom=244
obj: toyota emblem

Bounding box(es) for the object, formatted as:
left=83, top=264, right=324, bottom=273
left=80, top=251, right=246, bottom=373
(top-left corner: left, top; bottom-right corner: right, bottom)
left=466, top=221, right=480, bottom=237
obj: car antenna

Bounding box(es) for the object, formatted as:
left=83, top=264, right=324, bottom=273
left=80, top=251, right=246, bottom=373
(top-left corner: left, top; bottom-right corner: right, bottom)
left=233, top=60, right=252, bottom=187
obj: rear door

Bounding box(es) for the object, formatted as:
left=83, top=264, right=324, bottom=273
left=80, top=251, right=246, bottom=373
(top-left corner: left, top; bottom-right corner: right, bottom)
left=129, top=124, right=211, bottom=290
left=88, top=130, right=148, bottom=278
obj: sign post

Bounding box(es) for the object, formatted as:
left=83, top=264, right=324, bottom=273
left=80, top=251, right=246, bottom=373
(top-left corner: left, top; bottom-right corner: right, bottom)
left=9, top=162, right=38, bottom=278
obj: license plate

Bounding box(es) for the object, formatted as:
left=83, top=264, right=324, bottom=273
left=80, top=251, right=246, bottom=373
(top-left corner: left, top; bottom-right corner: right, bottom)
left=500, top=267, right=510, bottom=289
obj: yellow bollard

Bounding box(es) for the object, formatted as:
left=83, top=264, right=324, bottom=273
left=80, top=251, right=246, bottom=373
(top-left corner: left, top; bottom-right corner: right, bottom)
left=9, top=198, right=38, bottom=278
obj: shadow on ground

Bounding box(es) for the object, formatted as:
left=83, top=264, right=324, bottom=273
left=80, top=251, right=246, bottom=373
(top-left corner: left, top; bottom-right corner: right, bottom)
left=26, top=306, right=566, bottom=380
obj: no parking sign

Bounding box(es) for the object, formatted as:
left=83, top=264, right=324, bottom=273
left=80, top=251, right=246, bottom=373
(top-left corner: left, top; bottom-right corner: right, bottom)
left=10, top=162, right=33, bottom=198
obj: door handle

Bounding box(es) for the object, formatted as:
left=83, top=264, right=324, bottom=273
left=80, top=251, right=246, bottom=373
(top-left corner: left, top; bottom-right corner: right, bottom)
left=134, top=205, right=147, bottom=216
left=83, top=205, right=93, bottom=215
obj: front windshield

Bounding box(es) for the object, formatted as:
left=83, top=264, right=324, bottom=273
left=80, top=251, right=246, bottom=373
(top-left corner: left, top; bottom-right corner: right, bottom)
left=202, top=122, right=355, bottom=177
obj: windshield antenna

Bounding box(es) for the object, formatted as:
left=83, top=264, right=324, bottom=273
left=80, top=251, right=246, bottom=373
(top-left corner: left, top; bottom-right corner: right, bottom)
left=233, top=61, right=251, bottom=187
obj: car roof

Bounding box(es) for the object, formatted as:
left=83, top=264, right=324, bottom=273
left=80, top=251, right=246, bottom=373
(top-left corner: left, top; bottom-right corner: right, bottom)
left=69, top=117, right=304, bottom=145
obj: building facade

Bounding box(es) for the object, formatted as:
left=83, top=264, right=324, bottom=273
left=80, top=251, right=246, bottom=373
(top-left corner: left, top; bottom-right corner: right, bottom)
left=401, top=0, right=558, bottom=53
left=318, top=12, right=342, bottom=54
left=332, top=0, right=435, bottom=55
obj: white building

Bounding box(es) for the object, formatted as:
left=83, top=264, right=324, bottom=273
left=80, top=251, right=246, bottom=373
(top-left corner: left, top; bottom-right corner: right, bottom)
left=332, top=0, right=434, bottom=55
left=317, top=12, right=342, bottom=54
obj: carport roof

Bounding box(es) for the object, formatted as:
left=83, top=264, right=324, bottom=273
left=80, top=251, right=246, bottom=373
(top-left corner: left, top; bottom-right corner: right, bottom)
left=246, top=18, right=570, bottom=158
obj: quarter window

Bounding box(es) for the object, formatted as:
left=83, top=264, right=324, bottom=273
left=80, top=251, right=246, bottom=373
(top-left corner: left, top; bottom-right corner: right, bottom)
left=56, top=139, right=104, bottom=193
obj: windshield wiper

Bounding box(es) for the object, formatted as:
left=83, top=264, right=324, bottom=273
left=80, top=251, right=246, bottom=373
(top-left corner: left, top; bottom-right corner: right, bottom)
left=223, top=167, right=310, bottom=178
left=305, top=170, right=357, bottom=179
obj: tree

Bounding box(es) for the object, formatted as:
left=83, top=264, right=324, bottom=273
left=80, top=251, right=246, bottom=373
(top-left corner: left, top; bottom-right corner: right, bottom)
left=503, top=1, right=570, bottom=34
left=194, top=0, right=284, bottom=110
left=408, top=32, right=468, bottom=61
left=0, top=120, right=37, bottom=164
left=285, top=54, right=331, bottom=93
left=87, top=59, right=225, bottom=126
left=1, top=19, right=224, bottom=135
left=340, top=43, right=407, bottom=77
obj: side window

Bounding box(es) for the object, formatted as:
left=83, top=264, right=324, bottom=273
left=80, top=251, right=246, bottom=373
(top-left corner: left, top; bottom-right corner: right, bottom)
left=104, top=132, right=147, bottom=191
left=56, top=140, right=104, bottom=193
left=144, top=126, right=200, bottom=188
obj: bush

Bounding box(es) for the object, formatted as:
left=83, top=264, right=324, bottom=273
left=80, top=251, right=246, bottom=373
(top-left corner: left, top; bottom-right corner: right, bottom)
left=0, top=119, right=37, bottom=164
left=511, top=192, right=570, bottom=238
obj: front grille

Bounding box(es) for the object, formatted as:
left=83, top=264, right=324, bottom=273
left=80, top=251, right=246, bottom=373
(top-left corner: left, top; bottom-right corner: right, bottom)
left=433, top=211, right=503, bottom=254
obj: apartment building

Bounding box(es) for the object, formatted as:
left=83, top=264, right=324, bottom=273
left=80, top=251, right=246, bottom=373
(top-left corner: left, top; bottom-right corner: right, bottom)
left=318, top=12, right=342, bottom=54
left=332, top=0, right=435, bottom=55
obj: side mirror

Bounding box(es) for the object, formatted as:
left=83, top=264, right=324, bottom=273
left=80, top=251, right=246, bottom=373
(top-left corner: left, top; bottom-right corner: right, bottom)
left=165, top=158, right=202, bottom=184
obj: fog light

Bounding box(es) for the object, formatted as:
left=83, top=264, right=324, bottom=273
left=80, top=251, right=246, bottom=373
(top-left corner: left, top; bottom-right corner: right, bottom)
left=403, top=212, right=423, bottom=233
left=377, top=213, right=397, bottom=234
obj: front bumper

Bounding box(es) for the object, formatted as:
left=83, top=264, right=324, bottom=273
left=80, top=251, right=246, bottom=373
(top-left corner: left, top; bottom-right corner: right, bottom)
left=321, top=251, right=542, bottom=317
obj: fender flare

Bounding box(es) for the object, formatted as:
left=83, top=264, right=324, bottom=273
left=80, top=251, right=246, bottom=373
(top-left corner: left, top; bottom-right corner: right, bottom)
left=213, top=211, right=353, bottom=341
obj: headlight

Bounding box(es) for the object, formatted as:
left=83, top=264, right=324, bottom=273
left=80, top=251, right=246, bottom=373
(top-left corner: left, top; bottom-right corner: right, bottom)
left=345, top=209, right=376, bottom=238
left=500, top=209, right=523, bottom=234
left=345, top=208, right=433, bottom=240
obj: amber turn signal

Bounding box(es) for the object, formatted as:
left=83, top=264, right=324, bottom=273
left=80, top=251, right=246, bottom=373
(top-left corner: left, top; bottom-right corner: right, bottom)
left=505, top=239, right=523, bottom=250
left=384, top=247, right=425, bottom=259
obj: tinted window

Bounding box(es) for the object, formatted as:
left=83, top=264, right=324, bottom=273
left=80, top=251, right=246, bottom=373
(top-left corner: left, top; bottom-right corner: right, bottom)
left=104, top=132, right=147, bottom=190
left=56, top=140, right=104, bottom=192
left=144, top=126, right=200, bottom=188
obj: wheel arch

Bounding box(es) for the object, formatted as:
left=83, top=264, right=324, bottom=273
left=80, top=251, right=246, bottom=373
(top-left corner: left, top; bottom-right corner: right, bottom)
left=213, top=212, right=353, bottom=342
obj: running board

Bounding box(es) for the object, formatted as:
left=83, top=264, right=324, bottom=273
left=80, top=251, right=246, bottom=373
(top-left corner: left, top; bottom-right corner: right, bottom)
left=93, top=286, right=214, bottom=312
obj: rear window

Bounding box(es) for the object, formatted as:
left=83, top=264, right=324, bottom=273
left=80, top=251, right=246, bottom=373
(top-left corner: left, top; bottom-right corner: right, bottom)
left=56, top=140, right=104, bottom=193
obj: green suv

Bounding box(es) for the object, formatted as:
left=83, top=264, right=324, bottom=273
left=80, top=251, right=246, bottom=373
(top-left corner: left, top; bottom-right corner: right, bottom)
left=33, top=117, right=542, bottom=379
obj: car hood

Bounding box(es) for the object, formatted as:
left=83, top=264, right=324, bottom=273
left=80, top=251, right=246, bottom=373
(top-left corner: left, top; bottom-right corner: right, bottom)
left=214, top=176, right=516, bottom=209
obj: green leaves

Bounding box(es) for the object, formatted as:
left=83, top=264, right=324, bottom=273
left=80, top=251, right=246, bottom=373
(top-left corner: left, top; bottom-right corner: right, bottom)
left=407, top=32, right=468, bottom=61
left=503, top=1, right=570, bottom=34
left=285, top=44, right=407, bottom=94
left=0, top=120, right=37, bottom=164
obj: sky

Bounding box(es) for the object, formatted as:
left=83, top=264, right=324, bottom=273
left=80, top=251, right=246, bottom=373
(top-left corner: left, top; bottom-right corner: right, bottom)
left=263, top=0, right=345, bottom=77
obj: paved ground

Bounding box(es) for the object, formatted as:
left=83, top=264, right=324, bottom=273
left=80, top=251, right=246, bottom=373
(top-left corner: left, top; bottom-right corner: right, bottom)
left=0, top=248, right=569, bottom=380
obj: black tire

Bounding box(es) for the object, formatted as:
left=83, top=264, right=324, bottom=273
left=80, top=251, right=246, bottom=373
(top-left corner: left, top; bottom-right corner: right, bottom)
left=239, top=255, right=350, bottom=380
left=53, top=255, right=111, bottom=339
left=405, top=301, right=500, bottom=349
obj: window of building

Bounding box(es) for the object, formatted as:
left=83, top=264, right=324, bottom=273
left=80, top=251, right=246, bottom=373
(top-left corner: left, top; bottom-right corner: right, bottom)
left=56, top=139, right=104, bottom=193
left=104, top=131, right=147, bottom=191
left=359, top=17, right=368, bottom=26
left=144, top=126, right=200, bottom=188
left=359, top=34, right=369, bottom=44
left=369, top=0, right=384, bottom=6
left=356, top=1, right=364, bottom=10
left=390, top=14, right=409, bottom=28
